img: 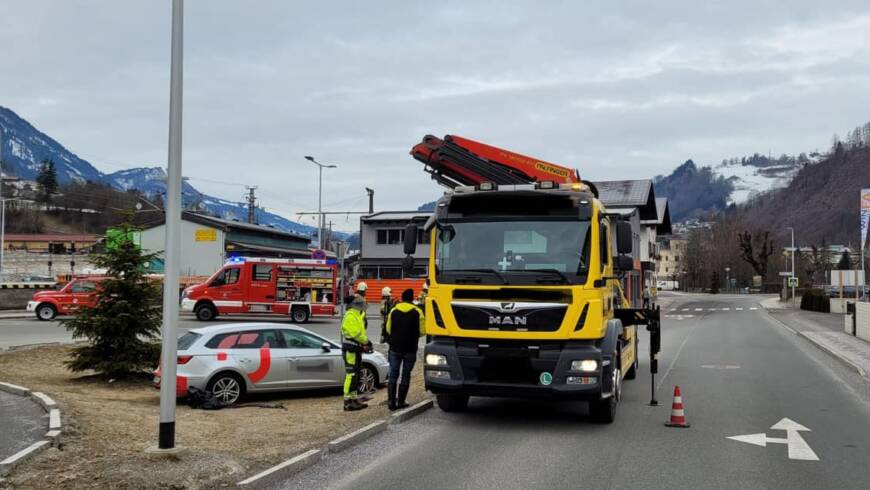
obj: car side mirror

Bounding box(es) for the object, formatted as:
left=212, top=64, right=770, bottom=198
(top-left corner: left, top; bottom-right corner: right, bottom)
left=404, top=224, right=418, bottom=255
left=321, top=342, right=331, bottom=353
left=614, top=255, right=634, bottom=272
left=616, top=221, right=632, bottom=255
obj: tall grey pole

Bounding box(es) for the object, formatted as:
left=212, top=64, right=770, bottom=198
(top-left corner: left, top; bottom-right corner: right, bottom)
left=790, top=228, right=796, bottom=305
left=157, top=0, right=184, bottom=451
left=318, top=165, right=323, bottom=249
left=0, top=129, right=4, bottom=284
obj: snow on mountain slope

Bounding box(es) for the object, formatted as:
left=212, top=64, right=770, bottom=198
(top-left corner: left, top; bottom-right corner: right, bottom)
left=716, top=161, right=800, bottom=203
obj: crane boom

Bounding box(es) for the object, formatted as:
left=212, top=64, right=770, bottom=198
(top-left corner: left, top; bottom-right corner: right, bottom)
left=410, top=134, right=580, bottom=189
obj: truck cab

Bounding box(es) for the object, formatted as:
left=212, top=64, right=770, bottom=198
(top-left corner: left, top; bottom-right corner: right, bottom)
left=405, top=182, right=640, bottom=422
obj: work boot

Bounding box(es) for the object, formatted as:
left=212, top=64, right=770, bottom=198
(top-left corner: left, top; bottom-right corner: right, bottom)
left=387, top=382, right=398, bottom=411
left=397, top=384, right=410, bottom=409
left=343, top=399, right=368, bottom=411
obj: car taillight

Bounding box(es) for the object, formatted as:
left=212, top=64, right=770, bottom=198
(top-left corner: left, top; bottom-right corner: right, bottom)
left=177, top=355, right=193, bottom=364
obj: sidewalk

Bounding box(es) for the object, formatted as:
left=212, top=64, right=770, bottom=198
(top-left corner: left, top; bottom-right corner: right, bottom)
left=0, top=310, right=31, bottom=319
left=764, top=300, right=870, bottom=378
left=0, top=390, right=46, bottom=466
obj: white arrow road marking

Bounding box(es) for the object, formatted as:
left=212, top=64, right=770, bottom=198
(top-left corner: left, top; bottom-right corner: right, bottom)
left=727, top=418, right=819, bottom=461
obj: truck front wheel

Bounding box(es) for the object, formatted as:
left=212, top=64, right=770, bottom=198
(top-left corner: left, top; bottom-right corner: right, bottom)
left=36, top=303, right=57, bottom=321
left=589, top=366, right=621, bottom=424
left=195, top=303, right=217, bottom=321
left=436, top=393, right=469, bottom=412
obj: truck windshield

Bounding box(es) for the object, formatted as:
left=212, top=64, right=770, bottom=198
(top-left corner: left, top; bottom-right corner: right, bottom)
left=435, top=220, right=591, bottom=285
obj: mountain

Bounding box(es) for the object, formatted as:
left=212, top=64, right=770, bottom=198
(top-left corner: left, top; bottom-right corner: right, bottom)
left=0, top=106, right=104, bottom=183
left=741, top=145, right=870, bottom=246
left=653, top=160, right=735, bottom=222
left=0, top=106, right=321, bottom=237
left=715, top=153, right=819, bottom=203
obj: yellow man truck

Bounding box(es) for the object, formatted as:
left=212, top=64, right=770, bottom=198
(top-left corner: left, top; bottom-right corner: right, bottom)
left=402, top=135, right=661, bottom=423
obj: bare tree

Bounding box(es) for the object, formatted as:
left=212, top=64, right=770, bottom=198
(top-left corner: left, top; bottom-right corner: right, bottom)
left=738, top=230, right=775, bottom=278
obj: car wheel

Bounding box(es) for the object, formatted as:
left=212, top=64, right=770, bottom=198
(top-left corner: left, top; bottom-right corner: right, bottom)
left=195, top=303, right=217, bottom=321
left=590, top=364, right=620, bottom=424
left=291, top=307, right=309, bottom=323
left=436, top=393, right=469, bottom=412
left=207, top=372, right=244, bottom=406
left=358, top=364, right=377, bottom=393
left=36, top=303, right=57, bottom=321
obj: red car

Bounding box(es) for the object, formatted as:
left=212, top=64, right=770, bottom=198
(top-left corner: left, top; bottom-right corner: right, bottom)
left=27, top=276, right=108, bottom=321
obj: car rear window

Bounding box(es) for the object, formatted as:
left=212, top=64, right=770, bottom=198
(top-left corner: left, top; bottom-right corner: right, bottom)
left=177, top=332, right=201, bottom=350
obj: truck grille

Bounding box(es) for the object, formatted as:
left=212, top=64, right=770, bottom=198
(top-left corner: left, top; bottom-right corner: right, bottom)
left=451, top=301, right=567, bottom=332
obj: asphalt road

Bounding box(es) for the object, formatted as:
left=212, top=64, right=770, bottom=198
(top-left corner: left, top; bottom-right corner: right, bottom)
left=0, top=390, right=45, bottom=461
left=0, top=311, right=382, bottom=350
left=271, top=293, right=870, bottom=490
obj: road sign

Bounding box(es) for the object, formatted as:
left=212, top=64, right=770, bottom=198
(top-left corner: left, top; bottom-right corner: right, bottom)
left=727, top=417, right=819, bottom=461
left=788, top=277, right=799, bottom=288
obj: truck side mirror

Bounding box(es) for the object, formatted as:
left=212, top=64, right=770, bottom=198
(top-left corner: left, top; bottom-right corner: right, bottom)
left=614, top=255, right=633, bottom=272
left=616, top=221, right=632, bottom=255
left=402, top=255, right=415, bottom=277
left=404, top=224, right=418, bottom=255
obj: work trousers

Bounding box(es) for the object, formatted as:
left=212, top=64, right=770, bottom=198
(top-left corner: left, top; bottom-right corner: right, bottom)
left=343, top=349, right=362, bottom=400
left=388, top=350, right=417, bottom=388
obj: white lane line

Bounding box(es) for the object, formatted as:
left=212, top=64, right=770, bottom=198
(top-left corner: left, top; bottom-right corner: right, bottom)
left=736, top=307, right=744, bottom=311
left=722, top=308, right=730, bottom=311
left=681, top=308, right=690, bottom=312
left=750, top=307, right=758, bottom=311
left=708, top=308, right=717, bottom=311
left=695, top=308, right=703, bottom=311
left=657, top=314, right=699, bottom=391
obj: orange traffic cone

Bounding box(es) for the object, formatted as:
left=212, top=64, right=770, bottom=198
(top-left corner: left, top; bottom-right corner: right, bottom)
left=665, top=385, right=690, bottom=428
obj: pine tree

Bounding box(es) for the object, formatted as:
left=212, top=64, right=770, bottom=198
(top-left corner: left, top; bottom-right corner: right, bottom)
left=61, top=220, right=162, bottom=378
left=36, top=159, right=59, bottom=204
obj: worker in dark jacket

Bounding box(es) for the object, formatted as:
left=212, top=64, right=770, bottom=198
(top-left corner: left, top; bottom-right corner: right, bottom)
left=385, top=288, right=425, bottom=410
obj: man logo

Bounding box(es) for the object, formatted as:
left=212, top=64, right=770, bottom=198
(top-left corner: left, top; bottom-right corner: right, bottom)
left=489, top=315, right=528, bottom=326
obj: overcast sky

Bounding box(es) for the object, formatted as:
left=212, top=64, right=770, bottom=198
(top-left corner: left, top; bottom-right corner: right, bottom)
left=3, top=1, right=870, bottom=231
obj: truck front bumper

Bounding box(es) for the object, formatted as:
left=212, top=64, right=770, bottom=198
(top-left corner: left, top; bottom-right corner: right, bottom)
left=180, top=298, right=196, bottom=312
left=26, top=301, right=39, bottom=312
left=424, top=338, right=615, bottom=401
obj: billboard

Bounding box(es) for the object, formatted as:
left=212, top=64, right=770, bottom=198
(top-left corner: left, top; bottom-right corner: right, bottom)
left=862, top=189, right=870, bottom=252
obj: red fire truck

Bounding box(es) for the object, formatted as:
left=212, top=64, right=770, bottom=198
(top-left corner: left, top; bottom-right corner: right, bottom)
left=181, top=257, right=338, bottom=323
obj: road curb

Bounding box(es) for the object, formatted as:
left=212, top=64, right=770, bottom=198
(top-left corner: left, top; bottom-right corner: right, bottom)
left=236, top=397, right=433, bottom=487
left=328, top=420, right=388, bottom=453
left=390, top=399, right=434, bottom=425
left=0, top=381, right=62, bottom=476
left=236, top=449, right=323, bottom=488
left=765, top=311, right=868, bottom=378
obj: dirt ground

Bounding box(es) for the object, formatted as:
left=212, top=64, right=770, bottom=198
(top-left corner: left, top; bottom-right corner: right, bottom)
left=0, top=345, right=427, bottom=489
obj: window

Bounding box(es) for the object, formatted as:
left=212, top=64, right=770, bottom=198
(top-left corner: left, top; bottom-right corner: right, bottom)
left=387, top=229, right=403, bottom=245
left=205, top=332, right=240, bottom=349
left=379, top=267, right=402, bottom=279
left=417, top=228, right=430, bottom=244
left=234, top=330, right=282, bottom=349
left=599, top=221, right=609, bottom=272
left=358, top=266, right=379, bottom=279
left=376, top=229, right=388, bottom=245
left=253, top=264, right=272, bottom=282
left=177, top=332, right=202, bottom=351
left=71, top=281, right=97, bottom=293
left=281, top=329, right=325, bottom=349
left=211, top=267, right=240, bottom=287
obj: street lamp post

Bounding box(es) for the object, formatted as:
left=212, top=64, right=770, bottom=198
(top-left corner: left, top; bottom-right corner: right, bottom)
left=152, top=0, right=184, bottom=453
left=303, top=156, right=337, bottom=249
left=725, top=267, right=731, bottom=294
left=786, top=227, right=796, bottom=305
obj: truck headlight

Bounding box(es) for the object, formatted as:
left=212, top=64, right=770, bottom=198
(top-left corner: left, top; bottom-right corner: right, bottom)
left=426, top=354, right=448, bottom=366
left=571, top=360, right=598, bottom=372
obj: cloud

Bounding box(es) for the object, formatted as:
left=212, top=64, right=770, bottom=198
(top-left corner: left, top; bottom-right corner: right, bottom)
left=2, top=1, right=870, bottom=231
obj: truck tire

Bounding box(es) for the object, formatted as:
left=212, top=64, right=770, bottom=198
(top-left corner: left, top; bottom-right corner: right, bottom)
left=291, top=307, right=309, bottom=323
left=195, top=303, right=217, bottom=321
left=624, top=339, right=639, bottom=380
left=36, top=303, right=57, bottom=321
left=436, top=393, right=469, bottom=412
left=590, top=365, right=620, bottom=424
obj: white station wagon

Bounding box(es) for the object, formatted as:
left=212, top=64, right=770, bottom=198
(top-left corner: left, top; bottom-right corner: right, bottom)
left=154, top=323, right=389, bottom=405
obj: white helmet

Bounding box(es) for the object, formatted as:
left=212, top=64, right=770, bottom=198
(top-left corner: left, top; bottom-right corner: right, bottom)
left=381, top=286, right=391, bottom=296
left=357, top=281, right=368, bottom=292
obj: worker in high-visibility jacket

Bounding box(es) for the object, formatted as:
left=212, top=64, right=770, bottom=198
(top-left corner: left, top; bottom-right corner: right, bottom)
left=341, top=295, right=373, bottom=411
left=385, top=288, right=425, bottom=410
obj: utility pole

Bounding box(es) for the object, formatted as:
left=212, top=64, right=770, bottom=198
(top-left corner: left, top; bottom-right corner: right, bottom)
left=787, top=227, right=796, bottom=305
left=245, top=186, right=258, bottom=224
left=366, top=187, right=374, bottom=214
left=152, top=0, right=184, bottom=454
left=0, top=128, right=4, bottom=284
left=304, top=156, right=337, bottom=249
